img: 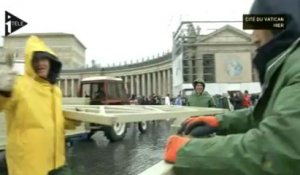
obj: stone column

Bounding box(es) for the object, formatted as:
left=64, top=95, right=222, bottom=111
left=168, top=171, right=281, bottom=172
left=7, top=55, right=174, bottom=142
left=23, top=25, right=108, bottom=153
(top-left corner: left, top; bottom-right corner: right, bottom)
left=124, top=76, right=128, bottom=93
left=157, top=71, right=162, bottom=96
left=64, top=79, right=67, bottom=97
left=188, top=59, right=193, bottom=82
left=74, top=79, right=78, bottom=97
left=60, top=79, right=64, bottom=95
left=195, top=53, right=204, bottom=80
left=135, top=75, right=140, bottom=96
left=152, top=72, right=156, bottom=95
left=162, top=70, right=167, bottom=96
left=130, top=75, right=134, bottom=95
left=71, top=79, right=74, bottom=97
left=147, top=73, right=151, bottom=97
left=68, top=79, right=72, bottom=97
left=141, top=74, right=146, bottom=96
left=58, top=79, right=61, bottom=89
left=167, top=69, right=172, bottom=96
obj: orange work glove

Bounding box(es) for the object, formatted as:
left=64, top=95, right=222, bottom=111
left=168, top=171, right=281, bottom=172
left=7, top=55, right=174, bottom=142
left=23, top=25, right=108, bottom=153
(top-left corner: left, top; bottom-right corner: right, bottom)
left=177, top=116, right=219, bottom=137
left=164, top=135, right=190, bottom=163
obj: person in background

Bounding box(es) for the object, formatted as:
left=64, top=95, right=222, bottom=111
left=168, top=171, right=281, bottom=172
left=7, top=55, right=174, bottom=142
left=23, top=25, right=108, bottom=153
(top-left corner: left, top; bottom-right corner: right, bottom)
left=222, top=93, right=234, bottom=111
left=154, top=95, right=161, bottom=105
left=94, top=85, right=106, bottom=100
left=251, top=93, right=260, bottom=106
left=84, top=91, right=90, bottom=97
left=163, top=0, right=300, bottom=174
left=175, top=94, right=183, bottom=106
left=242, top=90, right=252, bottom=108
left=165, top=93, right=171, bottom=105
left=143, top=96, right=149, bottom=105
left=129, top=94, right=138, bottom=105
left=230, top=92, right=243, bottom=110
left=0, top=36, right=80, bottom=175
left=148, top=93, right=155, bottom=105
left=186, top=79, right=216, bottom=107
left=137, top=96, right=144, bottom=105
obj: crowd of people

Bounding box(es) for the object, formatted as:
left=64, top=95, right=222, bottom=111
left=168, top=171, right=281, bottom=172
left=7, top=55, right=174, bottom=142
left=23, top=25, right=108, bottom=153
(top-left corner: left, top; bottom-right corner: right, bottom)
left=129, top=93, right=162, bottom=105
left=128, top=79, right=259, bottom=112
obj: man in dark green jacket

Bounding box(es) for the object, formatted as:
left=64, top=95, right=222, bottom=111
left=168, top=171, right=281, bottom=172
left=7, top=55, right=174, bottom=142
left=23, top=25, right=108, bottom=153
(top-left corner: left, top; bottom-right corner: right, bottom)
left=164, top=0, right=300, bottom=174
left=186, top=79, right=216, bottom=107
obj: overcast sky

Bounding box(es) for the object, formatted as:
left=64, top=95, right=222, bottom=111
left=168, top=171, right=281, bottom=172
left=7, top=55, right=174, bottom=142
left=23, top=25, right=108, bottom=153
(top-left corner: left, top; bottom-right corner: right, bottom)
left=0, top=0, right=254, bottom=66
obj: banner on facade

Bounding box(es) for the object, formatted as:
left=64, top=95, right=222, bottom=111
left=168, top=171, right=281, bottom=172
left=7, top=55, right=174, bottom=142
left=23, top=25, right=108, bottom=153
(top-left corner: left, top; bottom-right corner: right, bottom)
left=172, top=53, right=183, bottom=87
left=172, top=53, right=184, bottom=95
left=215, top=52, right=252, bottom=83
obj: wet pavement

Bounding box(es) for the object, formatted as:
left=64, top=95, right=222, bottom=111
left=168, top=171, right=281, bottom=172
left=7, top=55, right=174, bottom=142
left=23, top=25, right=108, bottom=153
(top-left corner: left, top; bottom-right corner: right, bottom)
left=0, top=121, right=172, bottom=175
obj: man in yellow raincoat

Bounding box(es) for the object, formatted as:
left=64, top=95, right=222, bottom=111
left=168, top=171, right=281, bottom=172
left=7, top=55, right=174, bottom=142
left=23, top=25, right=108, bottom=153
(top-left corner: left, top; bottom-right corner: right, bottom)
left=0, top=36, right=79, bottom=175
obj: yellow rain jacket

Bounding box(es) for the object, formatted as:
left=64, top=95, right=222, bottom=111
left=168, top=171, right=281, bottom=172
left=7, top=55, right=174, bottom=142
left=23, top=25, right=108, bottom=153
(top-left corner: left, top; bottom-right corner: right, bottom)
left=0, top=36, right=76, bottom=175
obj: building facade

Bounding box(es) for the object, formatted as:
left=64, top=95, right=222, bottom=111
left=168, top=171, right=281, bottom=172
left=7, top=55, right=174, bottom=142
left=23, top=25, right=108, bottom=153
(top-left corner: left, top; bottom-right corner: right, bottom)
left=172, top=23, right=258, bottom=95
left=1, top=33, right=86, bottom=69
left=60, top=24, right=258, bottom=98
left=0, top=25, right=258, bottom=98
left=59, top=54, right=172, bottom=98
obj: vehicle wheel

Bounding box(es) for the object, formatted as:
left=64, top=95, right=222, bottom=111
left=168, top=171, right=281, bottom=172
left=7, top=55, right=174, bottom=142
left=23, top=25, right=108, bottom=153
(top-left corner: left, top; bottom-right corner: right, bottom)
left=138, top=121, right=148, bottom=134
left=103, top=123, right=127, bottom=142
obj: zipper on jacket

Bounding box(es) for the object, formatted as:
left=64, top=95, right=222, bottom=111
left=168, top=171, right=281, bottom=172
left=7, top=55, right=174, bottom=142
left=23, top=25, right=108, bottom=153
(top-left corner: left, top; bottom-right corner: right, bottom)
left=51, top=86, right=57, bottom=169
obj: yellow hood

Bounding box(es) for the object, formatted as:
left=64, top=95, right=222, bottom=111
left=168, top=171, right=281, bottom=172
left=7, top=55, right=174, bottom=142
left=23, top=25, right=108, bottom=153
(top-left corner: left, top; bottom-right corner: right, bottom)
left=24, top=36, right=62, bottom=83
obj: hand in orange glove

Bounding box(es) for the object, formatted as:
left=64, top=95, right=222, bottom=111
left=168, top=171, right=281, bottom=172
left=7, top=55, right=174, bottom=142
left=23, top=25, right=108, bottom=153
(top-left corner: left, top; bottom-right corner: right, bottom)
left=177, top=116, right=219, bottom=137
left=164, top=135, right=190, bottom=163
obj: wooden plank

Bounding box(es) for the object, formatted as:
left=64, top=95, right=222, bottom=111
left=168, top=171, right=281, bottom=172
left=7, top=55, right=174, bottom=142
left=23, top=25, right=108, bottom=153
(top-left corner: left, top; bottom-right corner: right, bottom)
left=139, top=161, right=174, bottom=175
left=65, top=123, right=89, bottom=136
left=64, top=105, right=226, bottom=126
left=62, top=97, right=89, bottom=105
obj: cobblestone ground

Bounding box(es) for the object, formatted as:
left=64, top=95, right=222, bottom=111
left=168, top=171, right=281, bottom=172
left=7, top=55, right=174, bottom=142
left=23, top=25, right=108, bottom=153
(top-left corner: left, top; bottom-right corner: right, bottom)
left=0, top=121, right=172, bottom=175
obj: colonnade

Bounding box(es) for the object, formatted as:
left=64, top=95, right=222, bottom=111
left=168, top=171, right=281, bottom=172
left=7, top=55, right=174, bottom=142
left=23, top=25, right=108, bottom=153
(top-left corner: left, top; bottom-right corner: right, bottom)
left=58, top=68, right=172, bottom=98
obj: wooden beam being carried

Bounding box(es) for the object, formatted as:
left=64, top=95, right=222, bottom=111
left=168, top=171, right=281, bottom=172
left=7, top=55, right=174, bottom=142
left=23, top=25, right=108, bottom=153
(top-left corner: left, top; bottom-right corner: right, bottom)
left=63, top=105, right=226, bottom=126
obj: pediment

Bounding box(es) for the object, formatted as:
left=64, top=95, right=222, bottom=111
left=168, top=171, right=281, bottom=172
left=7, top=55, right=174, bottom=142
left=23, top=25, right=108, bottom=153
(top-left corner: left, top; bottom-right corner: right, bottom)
left=199, top=25, right=252, bottom=43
